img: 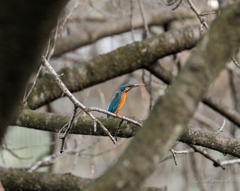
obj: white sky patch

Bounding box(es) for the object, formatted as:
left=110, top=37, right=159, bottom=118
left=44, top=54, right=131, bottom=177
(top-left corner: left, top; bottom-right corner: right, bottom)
left=208, top=0, right=219, bottom=9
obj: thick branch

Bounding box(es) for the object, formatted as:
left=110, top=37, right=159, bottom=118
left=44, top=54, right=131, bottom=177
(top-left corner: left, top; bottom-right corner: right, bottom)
left=0, top=168, right=90, bottom=191
left=83, top=4, right=240, bottom=191
left=0, top=0, right=68, bottom=143
left=12, top=109, right=240, bottom=160
left=27, top=25, right=201, bottom=109
left=0, top=168, right=165, bottom=191
left=148, top=62, right=240, bottom=128
left=54, top=8, right=194, bottom=56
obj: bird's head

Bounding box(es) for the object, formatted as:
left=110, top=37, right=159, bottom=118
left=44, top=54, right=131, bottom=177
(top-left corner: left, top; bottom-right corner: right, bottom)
left=119, top=84, right=144, bottom=93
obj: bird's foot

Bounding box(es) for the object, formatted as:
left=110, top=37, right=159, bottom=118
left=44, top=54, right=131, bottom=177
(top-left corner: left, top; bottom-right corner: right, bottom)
left=115, top=114, right=123, bottom=118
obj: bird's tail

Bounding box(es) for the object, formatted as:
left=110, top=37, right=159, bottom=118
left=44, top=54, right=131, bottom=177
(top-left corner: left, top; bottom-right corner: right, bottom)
left=106, top=114, right=109, bottom=122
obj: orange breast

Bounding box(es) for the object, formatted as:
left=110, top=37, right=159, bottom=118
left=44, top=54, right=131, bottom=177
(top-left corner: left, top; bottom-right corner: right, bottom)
left=114, top=92, right=127, bottom=114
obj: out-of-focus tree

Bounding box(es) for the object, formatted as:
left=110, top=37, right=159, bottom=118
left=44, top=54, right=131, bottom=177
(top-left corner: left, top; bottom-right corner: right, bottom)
left=1, top=0, right=240, bottom=191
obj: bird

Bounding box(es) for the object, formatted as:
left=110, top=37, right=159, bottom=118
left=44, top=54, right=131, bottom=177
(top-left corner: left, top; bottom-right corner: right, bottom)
left=106, top=84, right=144, bottom=121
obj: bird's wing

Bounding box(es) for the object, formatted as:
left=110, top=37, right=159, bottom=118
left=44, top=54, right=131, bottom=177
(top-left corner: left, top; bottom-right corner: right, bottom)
left=106, top=91, right=121, bottom=121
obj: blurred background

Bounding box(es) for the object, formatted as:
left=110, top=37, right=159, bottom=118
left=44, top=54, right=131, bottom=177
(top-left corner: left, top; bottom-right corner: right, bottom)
left=1, top=0, right=240, bottom=190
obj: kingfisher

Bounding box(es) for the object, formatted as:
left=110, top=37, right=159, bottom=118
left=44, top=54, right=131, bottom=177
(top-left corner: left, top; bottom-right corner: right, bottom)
left=106, top=84, right=144, bottom=121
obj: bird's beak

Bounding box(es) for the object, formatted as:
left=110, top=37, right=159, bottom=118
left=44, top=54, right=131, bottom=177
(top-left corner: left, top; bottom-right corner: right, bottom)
left=133, top=84, right=145, bottom=88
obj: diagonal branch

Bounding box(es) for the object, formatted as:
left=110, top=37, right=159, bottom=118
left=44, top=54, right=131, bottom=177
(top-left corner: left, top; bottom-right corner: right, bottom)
left=0, top=168, right=166, bottom=191
left=82, top=4, right=240, bottom=190
left=27, top=25, right=201, bottom=109
left=148, top=62, right=240, bottom=128
left=54, top=8, right=195, bottom=56
left=42, top=57, right=117, bottom=148
left=12, top=109, right=240, bottom=159
left=189, top=144, right=225, bottom=170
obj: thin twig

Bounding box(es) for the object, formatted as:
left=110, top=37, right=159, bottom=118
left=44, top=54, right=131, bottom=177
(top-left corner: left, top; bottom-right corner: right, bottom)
left=22, top=18, right=60, bottom=105
left=5, top=142, right=56, bottom=151
left=232, top=57, right=240, bottom=69
left=87, top=107, right=142, bottom=126
left=149, top=73, right=153, bottom=111
left=163, top=0, right=183, bottom=10
left=130, top=0, right=135, bottom=41
left=28, top=150, right=69, bottom=172
left=42, top=57, right=117, bottom=149
left=220, top=159, right=240, bottom=166
left=88, top=0, right=119, bottom=18
left=59, top=106, right=78, bottom=153
left=189, top=144, right=225, bottom=170
left=46, top=18, right=60, bottom=61
left=170, top=148, right=178, bottom=165
left=172, top=0, right=183, bottom=10
left=59, top=0, right=82, bottom=33
left=186, top=0, right=208, bottom=31
left=216, top=119, right=225, bottom=135
left=200, top=11, right=217, bottom=16
left=137, top=0, right=150, bottom=38
left=22, top=65, right=43, bottom=105
left=115, top=119, right=124, bottom=141
left=161, top=148, right=194, bottom=163
left=76, top=139, right=125, bottom=158
left=3, top=147, right=32, bottom=160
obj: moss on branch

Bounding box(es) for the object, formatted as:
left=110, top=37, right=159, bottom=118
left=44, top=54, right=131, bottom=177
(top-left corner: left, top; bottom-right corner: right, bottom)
left=12, top=109, right=240, bottom=158
left=27, top=26, right=201, bottom=109
left=0, top=168, right=166, bottom=191
left=54, top=8, right=195, bottom=56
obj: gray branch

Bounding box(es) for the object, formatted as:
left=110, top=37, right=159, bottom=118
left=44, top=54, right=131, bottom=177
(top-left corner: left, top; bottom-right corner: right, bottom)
left=0, top=168, right=166, bottom=191
left=54, top=8, right=195, bottom=56
left=12, top=109, right=240, bottom=158
left=0, top=0, right=68, bottom=143
left=27, top=25, right=201, bottom=109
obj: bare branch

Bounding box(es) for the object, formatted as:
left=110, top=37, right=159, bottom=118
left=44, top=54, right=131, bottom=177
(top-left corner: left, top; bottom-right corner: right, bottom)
left=42, top=57, right=117, bottom=147
left=53, top=8, right=196, bottom=56
left=170, top=148, right=178, bottom=165
left=137, top=0, right=150, bottom=38
left=2, top=146, right=32, bottom=160
left=189, top=144, right=225, bottom=170
left=148, top=62, right=240, bottom=129
left=130, top=0, right=135, bottom=41
left=220, top=158, right=240, bottom=166
left=186, top=0, right=209, bottom=31
left=216, top=119, right=225, bottom=135
left=22, top=64, right=43, bottom=106
left=161, top=148, right=194, bottom=163
left=28, top=25, right=201, bottom=109
left=59, top=106, right=78, bottom=153
left=13, top=109, right=240, bottom=158
left=87, top=107, right=142, bottom=126
left=232, top=57, right=240, bottom=69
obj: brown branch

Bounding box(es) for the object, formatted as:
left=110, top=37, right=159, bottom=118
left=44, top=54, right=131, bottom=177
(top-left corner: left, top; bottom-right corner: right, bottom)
left=12, top=109, right=240, bottom=159
left=148, top=62, right=240, bottom=129
left=54, top=8, right=195, bottom=56
left=42, top=57, right=117, bottom=147
left=0, top=0, right=68, bottom=143
left=189, top=144, right=225, bottom=170
left=83, top=4, right=240, bottom=190
left=27, top=25, right=201, bottom=109
left=0, top=168, right=91, bottom=191
left=0, top=168, right=166, bottom=191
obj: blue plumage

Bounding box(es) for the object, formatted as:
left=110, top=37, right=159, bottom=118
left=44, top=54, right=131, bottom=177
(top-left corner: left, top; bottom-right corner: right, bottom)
left=106, top=91, right=121, bottom=121
left=106, top=84, right=144, bottom=121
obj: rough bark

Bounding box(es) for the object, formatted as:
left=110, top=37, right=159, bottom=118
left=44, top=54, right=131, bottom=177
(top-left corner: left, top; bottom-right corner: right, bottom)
left=0, top=168, right=91, bottom=191
left=54, top=8, right=195, bottom=56
left=27, top=25, right=201, bottom=109
left=0, top=168, right=165, bottom=191
left=81, top=4, right=240, bottom=191
left=12, top=109, right=240, bottom=158
left=0, top=0, right=68, bottom=143
left=148, top=63, right=240, bottom=128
